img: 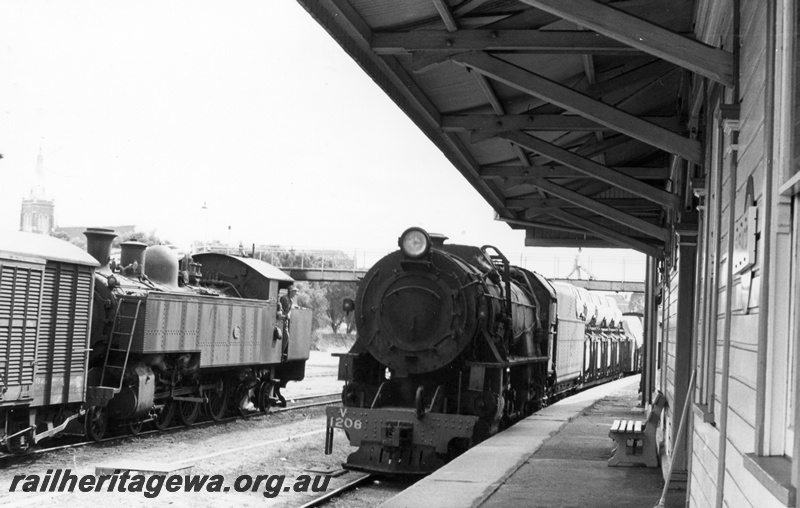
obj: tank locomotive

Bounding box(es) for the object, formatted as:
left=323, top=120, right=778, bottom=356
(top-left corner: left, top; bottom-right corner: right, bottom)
left=324, top=227, right=638, bottom=474
left=0, top=228, right=311, bottom=452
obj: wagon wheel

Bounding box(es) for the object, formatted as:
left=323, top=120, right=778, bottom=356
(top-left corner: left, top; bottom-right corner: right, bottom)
left=154, top=400, right=174, bottom=431
left=178, top=400, right=201, bottom=426
left=257, top=380, right=275, bottom=413
left=85, top=406, right=108, bottom=442
left=126, top=419, right=145, bottom=436
left=4, top=423, right=31, bottom=454
left=206, top=380, right=228, bottom=421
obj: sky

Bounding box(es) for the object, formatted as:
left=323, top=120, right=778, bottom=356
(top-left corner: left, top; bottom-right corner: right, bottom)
left=0, top=0, right=644, bottom=280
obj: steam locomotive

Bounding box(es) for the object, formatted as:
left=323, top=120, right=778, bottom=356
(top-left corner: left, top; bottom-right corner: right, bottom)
left=0, top=228, right=311, bottom=452
left=324, top=227, right=640, bottom=474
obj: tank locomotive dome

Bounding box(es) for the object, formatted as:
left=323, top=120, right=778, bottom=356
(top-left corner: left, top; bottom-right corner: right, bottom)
left=355, top=227, right=482, bottom=375
left=145, top=245, right=179, bottom=288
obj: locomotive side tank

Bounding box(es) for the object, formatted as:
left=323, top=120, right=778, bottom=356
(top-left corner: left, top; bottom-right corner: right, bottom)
left=325, top=227, right=638, bottom=475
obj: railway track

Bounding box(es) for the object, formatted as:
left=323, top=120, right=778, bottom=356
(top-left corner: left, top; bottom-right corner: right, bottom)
left=298, top=473, right=374, bottom=508
left=0, top=391, right=341, bottom=462
left=297, top=473, right=417, bottom=508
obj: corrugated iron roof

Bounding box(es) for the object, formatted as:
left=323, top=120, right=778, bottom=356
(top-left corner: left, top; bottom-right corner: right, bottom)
left=192, top=253, right=294, bottom=283
left=296, top=0, right=720, bottom=257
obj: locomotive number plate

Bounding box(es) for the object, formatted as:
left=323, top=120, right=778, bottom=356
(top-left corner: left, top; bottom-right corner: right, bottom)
left=328, top=408, right=363, bottom=430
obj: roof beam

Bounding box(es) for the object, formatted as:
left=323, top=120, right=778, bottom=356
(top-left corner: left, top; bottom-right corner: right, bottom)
left=548, top=209, right=664, bottom=258
left=508, top=197, right=659, bottom=210
left=442, top=114, right=682, bottom=133
left=518, top=0, right=733, bottom=86
left=524, top=237, right=617, bottom=248
left=527, top=178, right=670, bottom=240
left=501, top=131, right=681, bottom=209
left=501, top=217, right=589, bottom=236
left=451, top=52, right=703, bottom=164
left=373, top=30, right=644, bottom=54
left=481, top=165, right=669, bottom=180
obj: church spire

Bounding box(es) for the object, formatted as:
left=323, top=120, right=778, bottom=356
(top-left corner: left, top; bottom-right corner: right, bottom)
left=20, top=142, right=55, bottom=235
left=29, top=141, right=47, bottom=200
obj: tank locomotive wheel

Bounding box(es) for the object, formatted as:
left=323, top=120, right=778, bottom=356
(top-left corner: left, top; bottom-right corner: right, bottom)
left=178, top=400, right=201, bottom=426
left=85, top=406, right=108, bottom=442
left=205, top=380, right=228, bottom=421
left=257, top=380, right=275, bottom=413
left=154, top=400, right=174, bottom=431
left=127, top=419, right=145, bottom=436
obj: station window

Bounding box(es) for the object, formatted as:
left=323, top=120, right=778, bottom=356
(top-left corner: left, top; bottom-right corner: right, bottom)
left=770, top=0, right=800, bottom=462
left=694, top=100, right=724, bottom=423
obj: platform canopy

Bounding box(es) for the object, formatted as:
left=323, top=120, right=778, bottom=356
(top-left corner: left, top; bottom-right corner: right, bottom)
left=297, top=0, right=731, bottom=258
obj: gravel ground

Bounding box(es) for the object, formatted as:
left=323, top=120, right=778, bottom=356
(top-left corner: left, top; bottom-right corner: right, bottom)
left=1, top=352, right=358, bottom=508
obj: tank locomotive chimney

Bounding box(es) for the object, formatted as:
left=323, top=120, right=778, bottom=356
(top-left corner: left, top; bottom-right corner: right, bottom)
left=84, top=227, right=117, bottom=275
left=120, top=241, right=147, bottom=277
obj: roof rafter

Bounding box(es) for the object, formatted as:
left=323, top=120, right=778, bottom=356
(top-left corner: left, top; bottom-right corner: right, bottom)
left=547, top=209, right=664, bottom=257
left=481, top=165, right=669, bottom=180
left=451, top=52, right=703, bottom=164
left=527, top=178, right=670, bottom=240
left=502, top=217, right=592, bottom=236
left=443, top=114, right=681, bottom=132
left=508, top=197, right=660, bottom=210
left=518, top=0, right=733, bottom=86
left=501, top=131, right=681, bottom=209
left=372, top=30, right=646, bottom=54
left=431, top=0, right=458, bottom=32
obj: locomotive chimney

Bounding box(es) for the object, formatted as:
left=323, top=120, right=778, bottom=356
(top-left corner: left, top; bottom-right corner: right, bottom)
left=120, top=241, right=147, bottom=278
left=84, top=228, right=117, bottom=275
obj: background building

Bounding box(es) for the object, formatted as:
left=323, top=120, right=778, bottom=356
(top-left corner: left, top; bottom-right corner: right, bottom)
left=19, top=146, right=54, bottom=235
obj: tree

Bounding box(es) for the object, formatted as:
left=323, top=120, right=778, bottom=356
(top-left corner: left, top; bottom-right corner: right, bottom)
left=114, top=230, right=166, bottom=247
left=627, top=293, right=645, bottom=314
left=324, top=282, right=357, bottom=333
left=295, top=282, right=330, bottom=331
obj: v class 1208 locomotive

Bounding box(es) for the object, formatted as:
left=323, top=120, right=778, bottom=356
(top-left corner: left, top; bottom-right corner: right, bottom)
left=324, top=227, right=640, bottom=474
left=0, top=228, right=312, bottom=452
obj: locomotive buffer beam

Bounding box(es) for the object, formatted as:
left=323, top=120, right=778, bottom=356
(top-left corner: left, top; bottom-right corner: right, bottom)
left=325, top=406, right=478, bottom=474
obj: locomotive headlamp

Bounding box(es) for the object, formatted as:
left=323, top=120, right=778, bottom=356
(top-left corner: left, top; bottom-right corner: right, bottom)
left=399, top=227, right=431, bottom=259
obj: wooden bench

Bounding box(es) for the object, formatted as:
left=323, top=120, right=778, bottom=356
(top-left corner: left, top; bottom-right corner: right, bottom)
left=608, top=391, right=666, bottom=467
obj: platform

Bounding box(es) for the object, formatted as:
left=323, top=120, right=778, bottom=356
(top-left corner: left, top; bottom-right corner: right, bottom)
left=381, top=375, right=686, bottom=508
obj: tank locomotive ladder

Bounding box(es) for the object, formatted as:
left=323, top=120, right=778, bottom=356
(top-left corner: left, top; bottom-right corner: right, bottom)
left=99, top=298, right=142, bottom=392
